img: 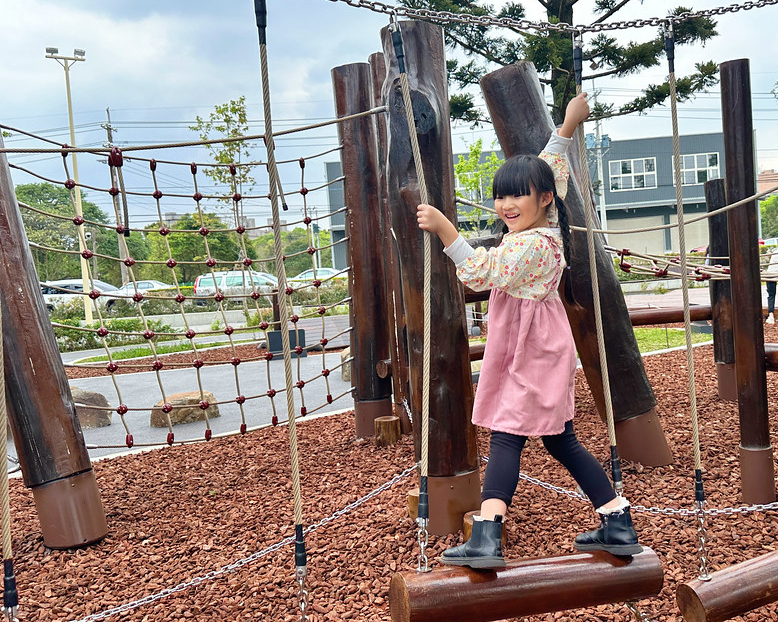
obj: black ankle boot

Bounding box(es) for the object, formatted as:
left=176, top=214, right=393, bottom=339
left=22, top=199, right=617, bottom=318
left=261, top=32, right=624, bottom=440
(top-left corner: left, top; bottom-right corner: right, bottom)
left=574, top=507, right=642, bottom=556
left=440, top=515, right=506, bottom=569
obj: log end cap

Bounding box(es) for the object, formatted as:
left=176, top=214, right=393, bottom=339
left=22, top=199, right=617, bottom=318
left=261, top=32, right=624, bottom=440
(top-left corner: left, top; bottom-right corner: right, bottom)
left=676, top=581, right=707, bottom=622
left=389, top=571, right=411, bottom=622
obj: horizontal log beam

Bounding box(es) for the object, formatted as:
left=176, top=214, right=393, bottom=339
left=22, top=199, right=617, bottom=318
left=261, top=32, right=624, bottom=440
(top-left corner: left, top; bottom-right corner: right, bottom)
left=629, top=306, right=712, bottom=326
left=676, top=549, right=778, bottom=622
left=389, top=548, right=663, bottom=622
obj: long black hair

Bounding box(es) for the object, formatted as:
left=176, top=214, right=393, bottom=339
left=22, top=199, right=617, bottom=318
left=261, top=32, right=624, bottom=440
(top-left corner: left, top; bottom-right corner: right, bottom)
left=492, top=154, right=577, bottom=305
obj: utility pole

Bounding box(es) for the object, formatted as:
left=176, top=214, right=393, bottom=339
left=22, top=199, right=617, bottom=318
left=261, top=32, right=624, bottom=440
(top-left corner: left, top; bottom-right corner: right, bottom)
left=102, top=107, right=130, bottom=285
left=45, top=47, right=92, bottom=322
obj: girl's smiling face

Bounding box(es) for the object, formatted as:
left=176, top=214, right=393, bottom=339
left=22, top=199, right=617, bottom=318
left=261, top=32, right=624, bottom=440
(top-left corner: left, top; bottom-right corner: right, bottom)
left=495, top=187, right=553, bottom=233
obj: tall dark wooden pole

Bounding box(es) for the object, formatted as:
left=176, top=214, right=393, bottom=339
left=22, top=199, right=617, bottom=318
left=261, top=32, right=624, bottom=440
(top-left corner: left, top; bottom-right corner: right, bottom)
left=381, top=20, right=480, bottom=535
left=720, top=58, right=775, bottom=503
left=480, top=62, right=672, bottom=466
left=332, top=62, right=394, bottom=438
left=0, top=135, right=107, bottom=548
left=705, top=178, right=736, bottom=401
left=369, top=51, right=412, bottom=434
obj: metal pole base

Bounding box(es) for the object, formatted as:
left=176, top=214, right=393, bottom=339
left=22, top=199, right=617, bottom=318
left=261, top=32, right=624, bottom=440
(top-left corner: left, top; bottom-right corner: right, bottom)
left=614, top=408, right=674, bottom=467
left=407, top=469, right=481, bottom=536
left=354, top=397, right=393, bottom=438
left=739, top=445, right=776, bottom=504
left=716, top=363, right=737, bottom=402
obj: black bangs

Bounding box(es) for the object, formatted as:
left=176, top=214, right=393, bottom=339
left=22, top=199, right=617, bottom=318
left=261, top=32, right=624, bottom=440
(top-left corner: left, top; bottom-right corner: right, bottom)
left=492, top=154, right=556, bottom=200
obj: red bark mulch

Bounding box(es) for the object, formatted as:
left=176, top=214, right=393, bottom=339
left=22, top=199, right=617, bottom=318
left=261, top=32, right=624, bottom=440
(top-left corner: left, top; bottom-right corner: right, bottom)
left=11, top=326, right=778, bottom=621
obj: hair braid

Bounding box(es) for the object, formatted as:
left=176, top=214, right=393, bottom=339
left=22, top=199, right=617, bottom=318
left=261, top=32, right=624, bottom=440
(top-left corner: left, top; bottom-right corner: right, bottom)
left=554, top=194, right=578, bottom=306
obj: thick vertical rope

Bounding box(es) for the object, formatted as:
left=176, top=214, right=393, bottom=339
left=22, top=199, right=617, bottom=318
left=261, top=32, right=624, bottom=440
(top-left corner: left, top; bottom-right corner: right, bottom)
left=0, top=301, right=19, bottom=621
left=665, top=21, right=711, bottom=582
left=391, top=19, right=432, bottom=573
left=572, top=34, right=622, bottom=493
left=254, top=1, right=309, bottom=618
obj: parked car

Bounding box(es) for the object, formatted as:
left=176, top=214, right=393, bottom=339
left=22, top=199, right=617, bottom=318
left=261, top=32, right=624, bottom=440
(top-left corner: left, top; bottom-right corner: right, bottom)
left=112, top=280, right=173, bottom=297
left=193, top=270, right=278, bottom=297
left=41, top=279, right=118, bottom=311
left=288, top=267, right=348, bottom=284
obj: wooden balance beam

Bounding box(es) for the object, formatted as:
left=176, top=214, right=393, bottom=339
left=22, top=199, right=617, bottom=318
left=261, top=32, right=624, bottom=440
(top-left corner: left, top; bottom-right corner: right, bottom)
left=389, top=548, right=663, bottom=622
left=676, top=549, right=778, bottom=622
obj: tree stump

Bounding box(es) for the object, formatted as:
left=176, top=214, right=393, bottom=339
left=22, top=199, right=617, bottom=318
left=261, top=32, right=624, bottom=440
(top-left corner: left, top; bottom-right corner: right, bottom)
left=375, top=415, right=401, bottom=447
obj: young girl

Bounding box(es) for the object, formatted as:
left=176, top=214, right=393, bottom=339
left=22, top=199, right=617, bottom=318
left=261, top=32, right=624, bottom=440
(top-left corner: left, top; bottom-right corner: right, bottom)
left=417, top=93, right=641, bottom=569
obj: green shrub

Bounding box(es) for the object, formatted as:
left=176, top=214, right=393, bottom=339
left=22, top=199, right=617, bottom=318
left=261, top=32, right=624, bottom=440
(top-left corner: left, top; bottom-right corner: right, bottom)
left=53, top=317, right=173, bottom=352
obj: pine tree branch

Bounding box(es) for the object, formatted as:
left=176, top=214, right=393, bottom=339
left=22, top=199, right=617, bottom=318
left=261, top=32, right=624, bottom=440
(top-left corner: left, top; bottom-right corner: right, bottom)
left=446, top=31, right=507, bottom=66
left=592, top=0, right=635, bottom=25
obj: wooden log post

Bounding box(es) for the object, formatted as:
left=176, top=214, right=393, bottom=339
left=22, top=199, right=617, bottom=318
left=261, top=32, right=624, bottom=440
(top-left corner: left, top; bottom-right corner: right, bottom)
left=369, top=51, right=412, bottom=434
left=381, top=20, right=481, bottom=535
left=0, top=135, right=107, bottom=548
left=677, top=549, right=778, bottom=622
left=480, top=62, right=672, bottom=467
left=705, top=178, right=736, bottom=401
left=720, top=59, right=775, bottom=503
left=389, top=548, right=664, bottom=622
left=333, top=62, right=394, bottom=438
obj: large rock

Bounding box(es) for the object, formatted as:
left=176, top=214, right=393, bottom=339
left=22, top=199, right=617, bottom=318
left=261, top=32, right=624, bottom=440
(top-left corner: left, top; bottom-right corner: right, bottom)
left=150, top=391, right=220, bottom=427
left=70, top=386, right=112, bottom=429
left=341, top=347, right=351, bottom=383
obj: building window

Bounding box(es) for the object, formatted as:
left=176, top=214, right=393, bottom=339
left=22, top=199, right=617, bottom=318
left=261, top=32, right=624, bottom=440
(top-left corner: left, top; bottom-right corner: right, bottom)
left=609, top=158, right=657, bottom=191
left=675, top=152, right=720, bottom=185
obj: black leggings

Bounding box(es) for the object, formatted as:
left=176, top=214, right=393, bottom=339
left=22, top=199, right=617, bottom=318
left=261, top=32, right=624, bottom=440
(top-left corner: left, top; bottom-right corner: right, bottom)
left=482, top=420, right=616, bottom=510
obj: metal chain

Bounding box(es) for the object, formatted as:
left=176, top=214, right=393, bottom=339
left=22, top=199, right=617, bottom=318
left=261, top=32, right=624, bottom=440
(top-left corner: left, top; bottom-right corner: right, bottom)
left=626, top=601, right=654, bottom=622
left=416, top=518, right=430, bottom=572
left=325, top=0, right=778, bottom=35
left=695, top=501, right=713, bottom=581
left=401, top=398, right=413, bottom=425
left=70, top=465, right=416, bottom=622
left=296, top=566, right=310, bottom=622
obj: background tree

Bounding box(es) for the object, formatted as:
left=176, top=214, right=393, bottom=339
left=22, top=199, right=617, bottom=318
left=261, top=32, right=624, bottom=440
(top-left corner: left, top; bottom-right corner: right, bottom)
left=400, top=0, right=718, bottom=124
left=145, top=213, right=240, bottom=283
left=189, top=96, right=256, bottom=229
left=253, top=227, right=333, bottom=278
left=453, top=137, right=502, bottom=234
left=761, top=195, right=778, bottom=239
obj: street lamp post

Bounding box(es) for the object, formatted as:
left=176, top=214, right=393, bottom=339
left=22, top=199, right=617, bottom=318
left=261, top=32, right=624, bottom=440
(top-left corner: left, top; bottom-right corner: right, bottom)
left=45, top=47, right=93, bottom=323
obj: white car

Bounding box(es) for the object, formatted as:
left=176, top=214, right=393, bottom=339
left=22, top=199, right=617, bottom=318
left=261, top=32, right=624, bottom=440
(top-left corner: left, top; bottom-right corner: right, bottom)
left=193, top=270, right=278, bottom=297
left=112, top=280, right=173, bottom=297
left=41, top=279, right=118, bottom=311
left=288, top=267, right=348, bottom=284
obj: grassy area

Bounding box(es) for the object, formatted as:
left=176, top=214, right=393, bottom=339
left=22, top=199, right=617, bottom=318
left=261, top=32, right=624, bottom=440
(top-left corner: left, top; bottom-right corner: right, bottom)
left=633, top=326, right=712, bottom=352
left=77, top=338, right=258, bottom=363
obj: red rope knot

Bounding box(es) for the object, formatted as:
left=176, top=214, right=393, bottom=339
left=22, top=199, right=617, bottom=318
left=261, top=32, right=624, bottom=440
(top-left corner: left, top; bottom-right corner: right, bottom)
left=224, top=326, right=234, bottom=335
left=290, top=314, right=299, bottom=323
left=190, top=162, right=197, bottom=174
left=240, top=423, right=247, bottom=434
left=193, top=359, right=204, bottom=368
left=199, top=226, right=209, bottom=236
left=143, top=329, right=155, bottom=339
left=300, top=406, right=307, bottom=416
left=64, top=178, right=76, bottom=190
left=116, top=404, right=129, bottom=415
left=150, top=159, right=157, bottom=172
left=109, top=186, right=120, bottom=197
left=303, top=216, right=312, bottom=225
left=231, top=357, right=241, bottom=366
left=159, top=226, right=171, bottom=236
left=313, top=279, right=322, bottom=288
left=229, top=163, right=237, bottom=176
left=266, top=193, right=272, bottom=200
left=72, top=215, right=85, bottom=226
left=326, top=394, right=333, bottom=404
left=243, top=257, right=253, bottom=267
left=259, top=321, right=269, bottom=330
left=108, top=146, right=123, bottom=168
left=115, top=225, right=126, bottom=234
left=307, top=246, right=315, bottom=255
left=204, top=429, right=212, bottom=441
left=125, top=434, right=134, bottom=448
left=88, top=289, right=101, bottom=300
left=236, top=395, right=246, bottom=405
left=299, top=157, right=306, bottom=169
left=317, top=306, right=326, bottom=315
left=152, top=190, right=163, bottom=200
left=193, top=192, right=203, bottom=202
left=175, top=294, right=186, bottom=303
left=322, top=368, right=330, bottom=377
left=236, top=224, right=246, bottom=234
left=214, top=292, right=225, bottom=302
left=97, top=326, right=109, bottom=337
left=123, top=257, right=135, bottom=266
left=319, top=338, right=328, bottom=347
left=133, top=292, right=144, bottom=302
left=167, top=432, right=175, bottom=445
left=265, top=352, right=274, bottom=361
left=205, top=258, right=217, bottom=268
left=60, top=144, right=71, bottom=158
left=185, top=329, right=196, bottom=339
left=272, top=415, right=278, bottom=426
left=723, top=267, right=730, bottom=274
left=619, top=255, right=632, bottom=273
left=250, top=291, right=261, bottom=300
left=285, top=287, right=294, bottom=295
left=152, top=360, right=164, bottom=371
left=294, top=346, right=303, bottom=355
left=81, top=249, right=93, bottom=260
left=162, top=403, right=173, bottom=413
left=199, top=400, right=210, bottom=410
left=106, top=362, right=119, bottom=373
left=166, top=258, right=177, bottom=268
left=654, top=267, right=668, bottom=278
left=266, top=388, right=277, bottom=398
left=296, top=380, right=305, bottom=389
left=300, top=187, right=309, bottom=196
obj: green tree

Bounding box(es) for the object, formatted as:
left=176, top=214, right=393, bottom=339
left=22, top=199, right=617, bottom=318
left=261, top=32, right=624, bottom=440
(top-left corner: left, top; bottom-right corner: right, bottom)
left=253, top=227, right=333, bottom=278
left=189, top=96, right=255, bottom=227
left=454, top=138, right=503, bottom=234
left=761, top=195, right=778, bottom=239
left=145, top=213, right=240, bottom=283
left=400, top=1, right=718, bottom=124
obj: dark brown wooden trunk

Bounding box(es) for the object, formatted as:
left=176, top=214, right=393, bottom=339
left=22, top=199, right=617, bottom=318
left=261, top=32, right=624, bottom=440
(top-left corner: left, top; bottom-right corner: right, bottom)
left=480, top=62, right=671, bottom=466
left=369, top=51, right=412, bottom=434
left=677, top=549, right=778, bottom=622
left=705, top=178, right=737, bottom=401
left=720, top=59, right=775, bottom=503
left=389, top=548, right=664, bottom=622
left=0, top=135, right=107, bottom=548
left=380, top=21, right=479, bottom=477
left=333, top=62, right=393, bottom=438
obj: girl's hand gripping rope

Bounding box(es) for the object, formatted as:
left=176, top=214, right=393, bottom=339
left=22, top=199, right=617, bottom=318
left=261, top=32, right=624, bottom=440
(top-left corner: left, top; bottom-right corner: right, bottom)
left=416, top=203, right=459, bottom=247
left=559, top=92, right=590, bottom=139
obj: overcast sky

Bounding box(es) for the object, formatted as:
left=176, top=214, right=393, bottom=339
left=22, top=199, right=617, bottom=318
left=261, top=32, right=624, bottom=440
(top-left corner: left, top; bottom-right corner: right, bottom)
left=1, top=0, right=777, bottom=228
